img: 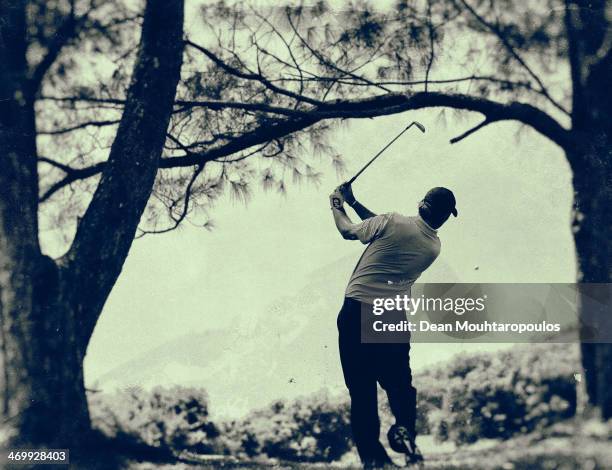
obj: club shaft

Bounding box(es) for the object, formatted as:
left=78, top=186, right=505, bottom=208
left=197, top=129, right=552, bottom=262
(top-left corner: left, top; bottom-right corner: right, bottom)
left=347, top=122, right=419, bottom=185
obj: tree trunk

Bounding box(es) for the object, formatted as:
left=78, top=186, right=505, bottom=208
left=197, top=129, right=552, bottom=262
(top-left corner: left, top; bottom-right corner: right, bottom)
left=570, top=23, right=612, bottom=416
left=0, top=0, right=55, bottom=447
left=1, top=256, right=91, bottom=446
left=571, top=128, right=612, bottom=419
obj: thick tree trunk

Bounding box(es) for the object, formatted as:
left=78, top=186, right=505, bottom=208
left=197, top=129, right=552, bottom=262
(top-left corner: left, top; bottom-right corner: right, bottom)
left=570, top=127, right=612, bottom=419
left=0, top=0, right=58, bottom=447
left=570, top=20, right=612, bottom=416
left=1, top=257, right=91, bottom=446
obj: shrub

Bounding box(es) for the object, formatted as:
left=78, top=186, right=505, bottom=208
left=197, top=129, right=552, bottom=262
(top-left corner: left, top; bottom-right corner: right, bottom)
left=421, top=343, right=579, bottom=445
left=220, top=392, right=352, bottom=462
left=89, top=385, right=220, bottom=456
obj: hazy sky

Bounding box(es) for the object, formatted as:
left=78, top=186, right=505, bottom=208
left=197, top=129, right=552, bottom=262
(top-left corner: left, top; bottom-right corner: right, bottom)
left=84, top=109, right=576, bottom=383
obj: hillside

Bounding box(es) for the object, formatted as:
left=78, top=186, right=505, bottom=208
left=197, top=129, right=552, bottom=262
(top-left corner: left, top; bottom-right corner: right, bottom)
left=92, top=255, right=500, bottom=418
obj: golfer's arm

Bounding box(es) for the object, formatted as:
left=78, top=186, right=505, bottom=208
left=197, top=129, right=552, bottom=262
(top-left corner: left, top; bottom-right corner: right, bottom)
left=350, top=200, right=377, bottom=220
left=331, top=207, right=359, bottom=240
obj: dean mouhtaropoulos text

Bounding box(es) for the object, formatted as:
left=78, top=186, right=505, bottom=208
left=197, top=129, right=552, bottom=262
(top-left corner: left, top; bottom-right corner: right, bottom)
left=372, top=319, right=562, bottom=334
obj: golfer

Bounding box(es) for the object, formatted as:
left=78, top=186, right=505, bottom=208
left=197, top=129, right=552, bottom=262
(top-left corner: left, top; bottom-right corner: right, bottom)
left=330, top=184, right=457, bottom=469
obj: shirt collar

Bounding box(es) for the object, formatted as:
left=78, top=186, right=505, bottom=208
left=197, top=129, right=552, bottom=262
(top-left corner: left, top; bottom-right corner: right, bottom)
left=417, top=215, right=438, bottom=234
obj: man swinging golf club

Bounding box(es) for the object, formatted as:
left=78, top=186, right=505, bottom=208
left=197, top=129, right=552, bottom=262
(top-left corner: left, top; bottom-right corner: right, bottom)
left=328, top=123, right=457, bottom=468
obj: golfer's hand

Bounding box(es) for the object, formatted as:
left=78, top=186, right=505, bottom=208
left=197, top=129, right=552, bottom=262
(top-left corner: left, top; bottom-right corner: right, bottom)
left=329, top=191, right=344, bottom=209
left=337, top=183, right=356, bottom=206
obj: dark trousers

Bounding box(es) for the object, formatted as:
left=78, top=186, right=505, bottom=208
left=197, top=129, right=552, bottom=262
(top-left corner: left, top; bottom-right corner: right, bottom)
left=337, top=297, right=417, bottom=466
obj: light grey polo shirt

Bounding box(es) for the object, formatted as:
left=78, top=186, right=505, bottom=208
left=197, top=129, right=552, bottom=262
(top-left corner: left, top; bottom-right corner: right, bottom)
left=345, top=213, right=441, bottom=303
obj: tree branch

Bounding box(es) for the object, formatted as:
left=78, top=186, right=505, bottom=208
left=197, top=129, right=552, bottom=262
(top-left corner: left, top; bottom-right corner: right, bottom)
left=39, top=161, right=104, bottom=202
left=40, top=91, right=572, bottom=201
left=41, top=95, right=308, bottom=116
left=138, top=163, right=206, bottom=236
left=185, top=39, right=323, bottom=106
left=450, top=118, right=494, bottom=143
left=40, top=72, right=550, bottom=107
left=456, top=0, right=571, bottom=117
left=38, top=156, right=73, bottom=173
left=424, top=0, right=436, bottom=92
left=172, top=100, right=310, bottom=117
left=285, top=9, right=392, bottom=94
left=38, top=119, right=120, bottom=135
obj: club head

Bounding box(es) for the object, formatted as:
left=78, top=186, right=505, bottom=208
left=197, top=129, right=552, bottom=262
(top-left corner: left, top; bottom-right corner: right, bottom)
left=412, top=121, right=426, bottom=133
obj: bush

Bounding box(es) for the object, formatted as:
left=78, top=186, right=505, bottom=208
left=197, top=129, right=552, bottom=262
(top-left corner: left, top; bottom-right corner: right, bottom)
left=219, top=392, right=352, bottom=462
left=89, top=385, right=220, bottom=456
left=419, top=343, right=579, bottom=445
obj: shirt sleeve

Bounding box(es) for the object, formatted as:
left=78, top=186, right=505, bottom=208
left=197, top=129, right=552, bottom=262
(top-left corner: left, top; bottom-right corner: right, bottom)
left=353, top=213, right=391, bottom=244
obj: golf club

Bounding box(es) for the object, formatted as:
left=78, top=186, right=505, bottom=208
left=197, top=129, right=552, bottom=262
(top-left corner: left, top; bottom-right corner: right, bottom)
left=332, top=121, right=426, bottom=208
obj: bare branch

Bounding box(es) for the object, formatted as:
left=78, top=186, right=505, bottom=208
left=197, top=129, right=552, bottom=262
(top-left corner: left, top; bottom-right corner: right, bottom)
left=40, top=162, right=104, bottom=202
left=38, top=156, right=74, bottom=173
left=450, top=118, right=494, bottom=143
left=185, top=39, right=323, bottom=106
left=39, top=96, right=125, bottom=105
left=138, top=163, right=206, bottom=236
left=285, top=10, right=392, bottom=94
left=215, top=141, right=272, bottom=164
left=424, top=0, right=436, bottom=92
left=249, top=7, right=306, bottom=101
left=38, top=119, right=120, bottom=135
